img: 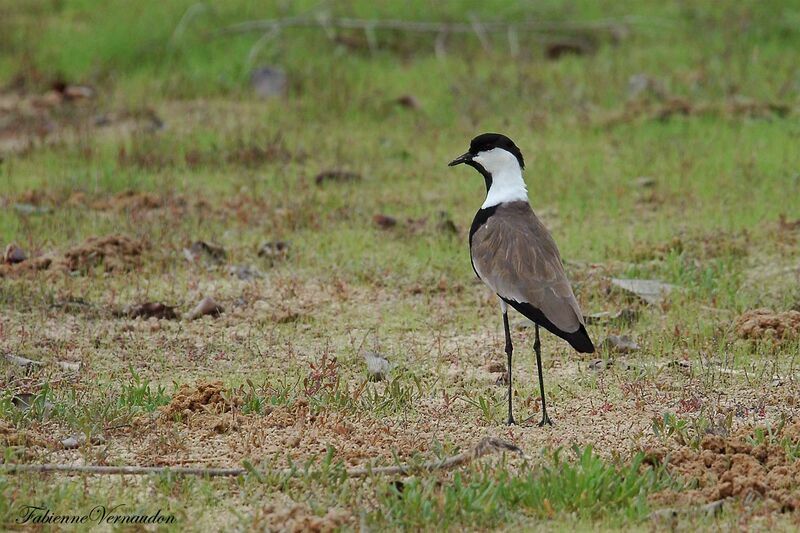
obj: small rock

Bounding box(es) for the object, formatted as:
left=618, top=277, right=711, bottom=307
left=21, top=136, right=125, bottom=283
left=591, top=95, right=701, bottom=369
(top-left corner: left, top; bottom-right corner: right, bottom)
left=61, top=433, right=105, bottom=450
left=183, top=240, right=227, bottom=265
left=363, top=351, right=391, bottom=381
left=187, top=296, right=224, bottom=320
left=611, top=278, right=676, bottom=305
left=373, top=214, right=398, bottom=229
left=4, top=353, right=43, bottom=369
left=250, top=66, right=288, bottom=98
left=634, top=176, right=657, bottom=188
left=601, top=335, right=640, bottom=354
left=3, top=243, right=27, bottom=264
left=61, top=436, right=80, bottom=449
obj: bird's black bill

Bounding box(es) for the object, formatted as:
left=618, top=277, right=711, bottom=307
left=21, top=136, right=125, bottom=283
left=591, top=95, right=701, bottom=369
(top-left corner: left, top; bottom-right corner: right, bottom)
left=448, top=152, right=473, bottom=167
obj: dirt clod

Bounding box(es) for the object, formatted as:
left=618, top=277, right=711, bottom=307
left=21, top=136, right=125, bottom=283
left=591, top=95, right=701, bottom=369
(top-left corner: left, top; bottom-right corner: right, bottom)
left=373, top=214, right=398, bottom=229
left=649, top=423, right=800, bottom=511
left=89, top=190, right=164, bottom=211
left=162, top=381, right=239, bottom=417
left=119, top=302, right=179, bottom=320
left=736, top=309, right=800, bottom=340
left=395, top=94, right=420, bottom=109
left=315, top=170, right=361, bottom=185
left=62, top=234, right=144, bottom=273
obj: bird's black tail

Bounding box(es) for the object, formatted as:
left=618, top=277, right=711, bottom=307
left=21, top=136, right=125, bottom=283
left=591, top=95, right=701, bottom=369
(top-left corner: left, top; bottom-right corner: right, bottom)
left=504, top=299, right=595, bottom=353
left=565, top=324, right=595, bottom=353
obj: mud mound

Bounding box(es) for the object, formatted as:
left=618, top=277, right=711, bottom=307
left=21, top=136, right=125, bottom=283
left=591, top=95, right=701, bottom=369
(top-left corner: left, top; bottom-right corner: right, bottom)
left=736, top=309, right=800, bottom=340
left=88, top=191, right=165, bottom=211
left=0, top=233, right=145, bottom=277
left=162, top=381, right=240, bottom=417
left=62, top=234, right=144, bottom=272
left=648, top=423, right=800, bottom=512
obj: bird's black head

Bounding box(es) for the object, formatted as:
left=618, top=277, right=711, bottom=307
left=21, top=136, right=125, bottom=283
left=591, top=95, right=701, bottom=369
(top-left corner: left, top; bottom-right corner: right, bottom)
left=448, top=132, right=525, bottom=171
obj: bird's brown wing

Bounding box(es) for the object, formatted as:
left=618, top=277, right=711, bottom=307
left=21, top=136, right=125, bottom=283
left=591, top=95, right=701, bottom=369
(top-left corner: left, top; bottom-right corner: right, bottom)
left=471, top=201, right=585, bottom=334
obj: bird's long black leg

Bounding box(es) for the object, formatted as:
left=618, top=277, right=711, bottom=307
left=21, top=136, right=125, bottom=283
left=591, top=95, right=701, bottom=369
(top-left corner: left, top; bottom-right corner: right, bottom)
left=534, top=324, right=553, bottom=426
left=503, top=310, right=515, bottom=426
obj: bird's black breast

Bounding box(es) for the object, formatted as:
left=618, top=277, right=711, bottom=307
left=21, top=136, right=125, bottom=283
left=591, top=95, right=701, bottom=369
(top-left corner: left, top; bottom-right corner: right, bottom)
left=468, top=205, right=498, bottom=278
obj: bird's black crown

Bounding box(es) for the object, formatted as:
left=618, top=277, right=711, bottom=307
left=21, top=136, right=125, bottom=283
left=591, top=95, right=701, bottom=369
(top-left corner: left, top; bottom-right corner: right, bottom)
left=469, top=133, right=525, bottom=169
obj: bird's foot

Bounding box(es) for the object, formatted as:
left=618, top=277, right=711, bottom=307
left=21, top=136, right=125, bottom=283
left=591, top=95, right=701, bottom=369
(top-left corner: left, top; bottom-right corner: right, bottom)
left=506, top=415, right=517, bottom=426
left=538, top=412, right=553, bottom=427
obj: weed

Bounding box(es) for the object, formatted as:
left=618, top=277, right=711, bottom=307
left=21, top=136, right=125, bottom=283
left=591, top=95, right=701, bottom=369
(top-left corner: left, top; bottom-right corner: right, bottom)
left=371, top=447, right=671, bottom=529
left=118, top=367, right=170, bottom=412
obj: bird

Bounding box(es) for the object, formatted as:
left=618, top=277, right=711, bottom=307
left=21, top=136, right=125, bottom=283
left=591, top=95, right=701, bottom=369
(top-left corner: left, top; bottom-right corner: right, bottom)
left=448, top=133, right=594, bottom=426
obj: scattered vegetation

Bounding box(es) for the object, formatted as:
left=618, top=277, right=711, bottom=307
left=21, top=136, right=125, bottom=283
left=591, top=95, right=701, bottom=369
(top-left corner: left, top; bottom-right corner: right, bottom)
left=2, top=0, right=799, bottom=530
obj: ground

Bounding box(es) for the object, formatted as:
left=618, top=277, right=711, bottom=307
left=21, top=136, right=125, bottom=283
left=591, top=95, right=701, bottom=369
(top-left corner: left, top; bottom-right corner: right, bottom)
left=1, top=0, right=800, bottom=531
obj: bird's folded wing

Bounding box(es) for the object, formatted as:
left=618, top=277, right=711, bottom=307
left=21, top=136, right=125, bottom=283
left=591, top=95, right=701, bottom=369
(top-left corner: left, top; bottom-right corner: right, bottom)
left=471, top=203, right=585, bottom=333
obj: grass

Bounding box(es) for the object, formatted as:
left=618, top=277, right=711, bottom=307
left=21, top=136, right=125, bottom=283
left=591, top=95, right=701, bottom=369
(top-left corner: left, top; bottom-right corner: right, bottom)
left=2, top=0, right=800, bottom=530
left=373, top=447, right=672, bottom=528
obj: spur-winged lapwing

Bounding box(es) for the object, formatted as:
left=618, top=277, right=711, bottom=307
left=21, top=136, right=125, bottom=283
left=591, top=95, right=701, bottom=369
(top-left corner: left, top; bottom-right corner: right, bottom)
left=449, top=133, right=594, bottom=426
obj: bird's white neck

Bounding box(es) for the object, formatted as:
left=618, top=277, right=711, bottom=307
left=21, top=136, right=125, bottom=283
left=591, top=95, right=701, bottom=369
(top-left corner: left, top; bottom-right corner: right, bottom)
left=472, top=147, right=528, bottom=208
left=481, top=164, right=528, bottom=208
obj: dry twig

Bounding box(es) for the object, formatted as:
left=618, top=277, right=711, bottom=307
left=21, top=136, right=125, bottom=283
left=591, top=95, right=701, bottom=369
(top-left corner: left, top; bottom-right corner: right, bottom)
left=1, top=437, right=524, bottom=478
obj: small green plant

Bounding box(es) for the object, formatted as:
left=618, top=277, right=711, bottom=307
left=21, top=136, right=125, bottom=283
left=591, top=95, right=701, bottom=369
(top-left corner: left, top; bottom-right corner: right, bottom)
left=745, top=417, right=800, bottom=461
left=359, top=372, right=423, bottom=415
left=461, top=393, right=503, bottom=424
left=652, top=411, right=720, bottom=449
left=371, top=446, right=672, bottom=529
left=783, top=438, right=800, bottom=461
left=0, top=385, right=58, bottom=425
left=748, top=417, right=786, bottom=446
left=239, top=379, right=265, bottom=414
left=118, top=367, right=170, bottom=412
